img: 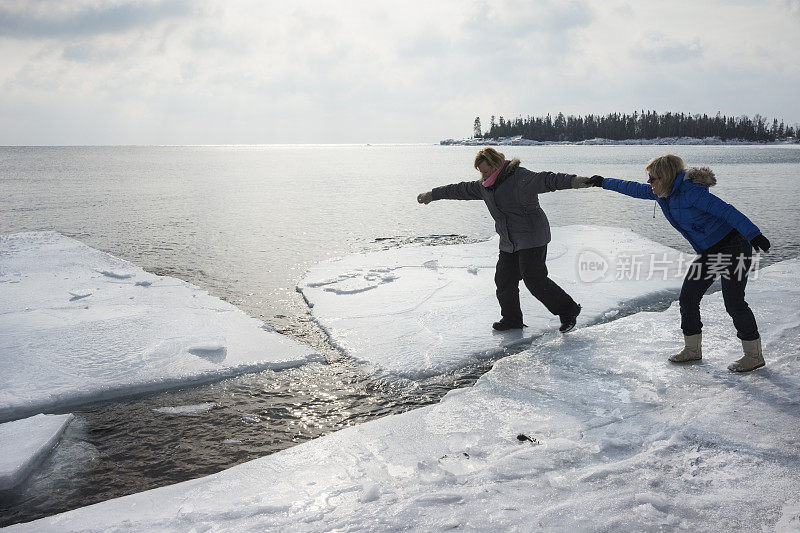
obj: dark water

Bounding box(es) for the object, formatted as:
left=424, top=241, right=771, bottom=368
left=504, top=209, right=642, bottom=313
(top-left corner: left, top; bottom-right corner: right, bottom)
left=1, top=144, right=799, bottom=526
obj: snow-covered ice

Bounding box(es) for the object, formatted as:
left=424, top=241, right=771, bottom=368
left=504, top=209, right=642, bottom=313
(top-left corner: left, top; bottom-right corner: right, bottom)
left=13, top=258, right=799, bottom=532
left=0, top=414, right=74, bottom=491
left=0, top=232, right=320, bottom=423
left=299, top=226, right=685, bottom=378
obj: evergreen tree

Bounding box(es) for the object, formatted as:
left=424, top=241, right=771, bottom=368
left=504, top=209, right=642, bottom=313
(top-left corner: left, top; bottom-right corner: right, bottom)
left=471, top=110, right=795, bottom=143
left=473, top=117, right=482, bottom=138
left=554, top=112, right=567, bottom=141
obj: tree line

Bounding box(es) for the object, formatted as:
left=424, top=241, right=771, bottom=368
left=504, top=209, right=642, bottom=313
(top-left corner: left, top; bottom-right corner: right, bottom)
left=472, top=111, right=799, bottom=142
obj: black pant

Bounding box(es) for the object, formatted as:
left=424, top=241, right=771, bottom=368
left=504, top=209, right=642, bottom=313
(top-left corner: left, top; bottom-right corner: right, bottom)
left=495, top=245, right=579, bottom=323
left=679, top=230, right=759, bottom=341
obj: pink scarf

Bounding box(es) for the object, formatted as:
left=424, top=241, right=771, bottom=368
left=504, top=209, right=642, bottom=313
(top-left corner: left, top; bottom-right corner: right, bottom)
left=482, top=160, right=506, bottom=188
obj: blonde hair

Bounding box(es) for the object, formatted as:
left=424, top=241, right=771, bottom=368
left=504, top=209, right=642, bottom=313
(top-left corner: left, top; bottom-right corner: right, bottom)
left=474, top=147, right=505, bottom=170
left=646, top=154, right=685, bottom=195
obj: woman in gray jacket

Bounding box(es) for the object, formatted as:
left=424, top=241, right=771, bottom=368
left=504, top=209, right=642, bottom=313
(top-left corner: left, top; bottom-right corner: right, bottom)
left=417, top=147, right=591, bottom=333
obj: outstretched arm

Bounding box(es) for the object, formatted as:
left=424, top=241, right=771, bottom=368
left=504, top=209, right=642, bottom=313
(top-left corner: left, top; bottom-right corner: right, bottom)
left=514, top=169, right=593, bottom=207
left=595, top=176, right=658, bottom=200
left=517, top=168, right=581, bottom=193
left=417, top=180, right=483, bottom=205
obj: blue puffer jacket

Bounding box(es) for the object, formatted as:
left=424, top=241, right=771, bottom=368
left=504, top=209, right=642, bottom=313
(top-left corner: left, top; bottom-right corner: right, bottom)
left=602, top=168, right=761, bottom=253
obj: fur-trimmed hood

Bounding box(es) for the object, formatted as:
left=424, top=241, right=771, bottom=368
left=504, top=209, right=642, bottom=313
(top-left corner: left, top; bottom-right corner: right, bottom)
left=487, top=158, right=521, bottom=190
left=684, top=167, right=716, bottom=187
left=660, top=166, right=717, bottom=197
left=503, top=158, right=521, bottom=176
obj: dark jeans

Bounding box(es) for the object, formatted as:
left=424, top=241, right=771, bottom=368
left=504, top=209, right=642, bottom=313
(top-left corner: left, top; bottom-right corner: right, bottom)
left=679, top=230, right=759, bottom=341
left=495, top=245, right=579, bottom=323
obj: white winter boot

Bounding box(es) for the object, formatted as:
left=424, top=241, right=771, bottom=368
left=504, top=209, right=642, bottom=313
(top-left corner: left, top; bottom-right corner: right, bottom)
left=669, top=334, right=702, bottom=363
left=728, top=337, right=765, bottom=372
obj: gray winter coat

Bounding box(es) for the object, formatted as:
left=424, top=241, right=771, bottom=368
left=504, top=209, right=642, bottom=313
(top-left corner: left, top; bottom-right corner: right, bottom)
left=431, top=159, right=579, bottom=252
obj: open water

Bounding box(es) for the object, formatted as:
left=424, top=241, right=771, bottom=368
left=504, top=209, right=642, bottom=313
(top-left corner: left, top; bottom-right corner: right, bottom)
left=1, top=144, right=799, bottom=526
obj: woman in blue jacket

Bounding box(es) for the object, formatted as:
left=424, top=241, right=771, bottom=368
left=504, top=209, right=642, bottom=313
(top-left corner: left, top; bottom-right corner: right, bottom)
left=588, top=154, right=770, bottom=372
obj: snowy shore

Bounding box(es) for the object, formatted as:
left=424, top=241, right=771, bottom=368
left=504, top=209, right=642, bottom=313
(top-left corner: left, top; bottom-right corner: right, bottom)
left=440, top=135, right=800, bottom=146
left=7, top=229, right=799, bottom=531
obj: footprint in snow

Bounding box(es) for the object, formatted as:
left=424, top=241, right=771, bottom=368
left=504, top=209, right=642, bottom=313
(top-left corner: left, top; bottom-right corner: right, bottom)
left=95, top=269, right=133, bottom=279
left=68, top=290, right=92, bottom=301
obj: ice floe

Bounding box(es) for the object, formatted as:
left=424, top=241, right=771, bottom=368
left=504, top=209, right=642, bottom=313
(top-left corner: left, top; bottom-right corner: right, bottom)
left=0, top=414, right=74, bottom=491
left=299, top=226, right=686, bottom=378
left=241, top=414, right=261, bottom=424
left=152, top=403, right=217, bottom=416
left=14, top=259, right=799, bottom=531
left=0, top=232, right=320, bottom=423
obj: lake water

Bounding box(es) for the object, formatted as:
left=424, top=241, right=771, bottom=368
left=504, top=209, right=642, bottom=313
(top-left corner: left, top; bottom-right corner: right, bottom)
left=2, top=144, right=799, bottom=525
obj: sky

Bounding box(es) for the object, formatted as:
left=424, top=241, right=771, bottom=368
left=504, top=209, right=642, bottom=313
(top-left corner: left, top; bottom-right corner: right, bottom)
left=0, top=0, right=799, bottom=145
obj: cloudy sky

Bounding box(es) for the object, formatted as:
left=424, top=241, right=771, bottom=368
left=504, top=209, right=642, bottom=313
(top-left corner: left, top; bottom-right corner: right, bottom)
left=1, top=0, right=799, bottom=144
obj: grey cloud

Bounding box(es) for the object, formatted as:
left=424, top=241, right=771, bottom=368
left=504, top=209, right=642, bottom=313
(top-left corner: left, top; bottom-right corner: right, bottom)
left=190, top=27, right=250, bottom=55
left=0, top=0, right=196, bottom=39
left=614, top=3, right=634, bottom=17
left=464, top=0, right=595, bottom=38
left=400, top=31, right=451, bottom=58
left=286, top=7, right=342, bottom=39
left=61, top=43, right=123, bottom=63
left=721, top=0, right=777, bottom=5
left=634, top=32, right=704, bottom=63
left=456, top=0, right=596, bottom=67
left=524, top=1, right=595, bottom=33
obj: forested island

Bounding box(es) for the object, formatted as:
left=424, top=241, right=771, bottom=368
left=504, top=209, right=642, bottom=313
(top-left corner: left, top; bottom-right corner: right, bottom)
left=442, top=111, right=800, bottom=145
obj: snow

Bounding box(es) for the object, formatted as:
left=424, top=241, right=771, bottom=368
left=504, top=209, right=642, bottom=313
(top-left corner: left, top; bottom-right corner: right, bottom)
left=12, top=258, right=799, bottom=532
left=299, top=226, right=685, bottom=378
left=0, top=414, right=74, bottom=491
left=0, top=232, right=320, bottom=423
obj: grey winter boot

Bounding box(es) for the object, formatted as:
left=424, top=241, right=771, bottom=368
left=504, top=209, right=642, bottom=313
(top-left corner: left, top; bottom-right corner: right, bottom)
left=728, top=337, right=765, bottom=372
left=669, top=334, right=702, bottom=363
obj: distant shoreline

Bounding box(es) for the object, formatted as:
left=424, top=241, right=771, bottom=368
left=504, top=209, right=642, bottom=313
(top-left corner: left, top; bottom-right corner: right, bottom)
left=440, top=135, right=800, bottom=146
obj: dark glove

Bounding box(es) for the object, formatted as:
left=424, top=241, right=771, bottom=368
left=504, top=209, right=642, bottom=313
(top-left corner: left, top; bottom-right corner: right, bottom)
left=751, top=234, right=770, bottom=253
left=588, top=175, right=604, bottom=187
left=417, top=191, right=433, bottom=205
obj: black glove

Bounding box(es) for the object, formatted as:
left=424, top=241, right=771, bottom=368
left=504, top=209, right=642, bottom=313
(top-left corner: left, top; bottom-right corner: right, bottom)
left=751, top=234, right=770, bottom=253
left=417, top=191, right=433, bottom=205
left=588, top=175, right=604, bottom=187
